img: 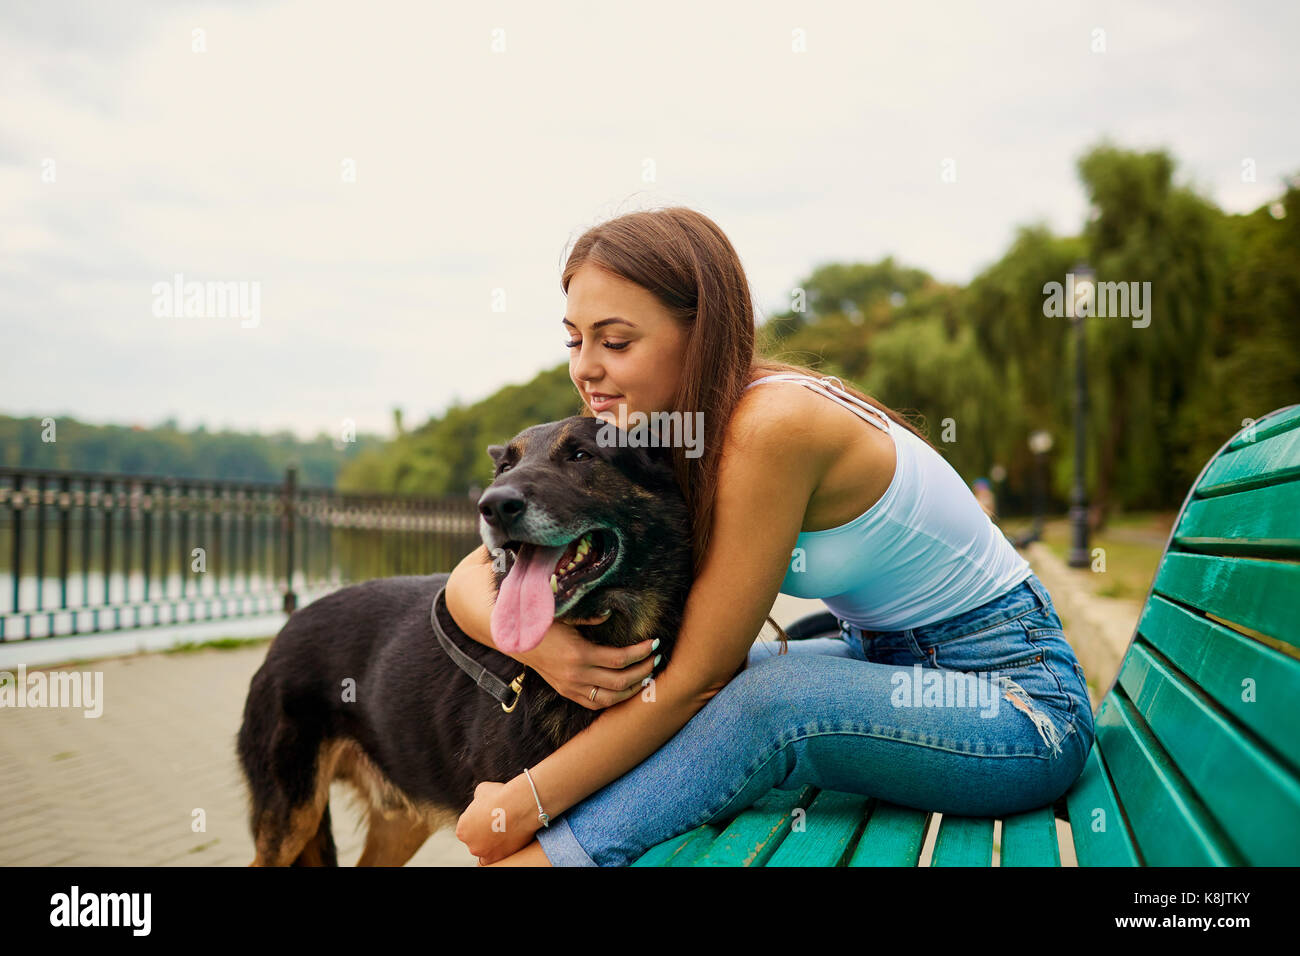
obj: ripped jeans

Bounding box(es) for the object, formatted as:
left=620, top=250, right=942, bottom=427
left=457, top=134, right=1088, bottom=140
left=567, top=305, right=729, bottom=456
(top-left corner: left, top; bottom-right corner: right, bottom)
left=534, top=571, right=1096, bottom=866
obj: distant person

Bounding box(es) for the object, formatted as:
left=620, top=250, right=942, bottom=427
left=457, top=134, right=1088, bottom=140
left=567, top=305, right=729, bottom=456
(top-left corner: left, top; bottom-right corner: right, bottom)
left=972, top=477, right=996, bottom=519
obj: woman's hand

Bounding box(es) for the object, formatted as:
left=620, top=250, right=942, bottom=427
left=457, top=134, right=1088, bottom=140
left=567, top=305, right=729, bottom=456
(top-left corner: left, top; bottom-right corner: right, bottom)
left=514, top=611, right=660, bottom=710
left=456, top=777, right=542, bottom=864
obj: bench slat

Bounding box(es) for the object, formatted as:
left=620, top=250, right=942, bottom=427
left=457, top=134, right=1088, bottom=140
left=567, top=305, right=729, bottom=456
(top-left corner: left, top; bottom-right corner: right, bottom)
left=931, top=815, right=994, bottom=866
left=1225, top=405, right=1300, bottom=452
left=1066, top=745, right=1142, bottom=866
left=1095, top=692, right=1245, bottom=865
left=766, top=790, right=872, bottom=866
left=1000, top=806, right=1062, bottom=866
left=1137, top=594, right=1300, bottom=771
left=691, top=786, right=816, bottom=866
left=1175, top=479, right=1300, bottom=557
left=1154, top=552, right=1300, bottom=652
left=1118, top=642, right=1300, bottom=864
left=1197, top=415, right=1300, bottom=497
left=845, top=803, right=933, bottom=866
left=630, top=824, right=722, bottom=867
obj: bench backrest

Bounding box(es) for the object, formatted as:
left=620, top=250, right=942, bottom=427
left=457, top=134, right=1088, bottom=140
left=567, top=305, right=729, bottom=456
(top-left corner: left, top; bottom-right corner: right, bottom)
left=1068, top=405, right=1300, bottom=866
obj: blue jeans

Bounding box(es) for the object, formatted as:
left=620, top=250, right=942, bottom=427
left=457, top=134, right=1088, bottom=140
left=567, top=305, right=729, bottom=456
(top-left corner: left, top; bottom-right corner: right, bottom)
left=534, top=571, right=1095, bottom=866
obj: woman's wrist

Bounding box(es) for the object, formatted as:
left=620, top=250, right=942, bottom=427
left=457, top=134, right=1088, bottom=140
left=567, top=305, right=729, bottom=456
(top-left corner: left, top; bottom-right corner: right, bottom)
left=507, top=769, right=551, bottom=836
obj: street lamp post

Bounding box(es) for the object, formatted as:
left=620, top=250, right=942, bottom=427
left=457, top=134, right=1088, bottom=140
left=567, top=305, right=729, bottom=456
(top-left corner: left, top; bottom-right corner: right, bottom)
left=1068, top=261, right=1094, bottom=568
left=989, top=463, right=1007, bottom=518
left=1028, top=430, right=1053, bottom=542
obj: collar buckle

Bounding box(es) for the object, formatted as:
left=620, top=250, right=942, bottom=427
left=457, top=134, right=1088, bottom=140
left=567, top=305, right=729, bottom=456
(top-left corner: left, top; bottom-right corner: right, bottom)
left=501, top=671, right=527, bottom=713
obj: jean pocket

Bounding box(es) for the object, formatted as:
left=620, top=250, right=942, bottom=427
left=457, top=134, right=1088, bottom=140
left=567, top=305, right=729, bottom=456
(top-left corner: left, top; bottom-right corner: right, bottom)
left=924, top=621, right=1049, bottom=676
left=1017, top=602, right=1066, bottom=634
left=927, top=619, right=1085, bottom=719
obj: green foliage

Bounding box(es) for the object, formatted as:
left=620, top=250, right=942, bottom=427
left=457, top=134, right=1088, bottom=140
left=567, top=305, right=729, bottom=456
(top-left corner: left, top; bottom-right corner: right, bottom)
left=0, top=414, right=381, bottom=488
left=338, top=364, right=585, bottom=497
left=1076, top=141, right=1233, bottom=513
left=1170, top=181, right=1300, bottom=486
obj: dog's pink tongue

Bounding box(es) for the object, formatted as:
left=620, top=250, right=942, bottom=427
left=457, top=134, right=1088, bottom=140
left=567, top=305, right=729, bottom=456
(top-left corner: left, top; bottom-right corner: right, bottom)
left=491, top=542, right=568, bottom=654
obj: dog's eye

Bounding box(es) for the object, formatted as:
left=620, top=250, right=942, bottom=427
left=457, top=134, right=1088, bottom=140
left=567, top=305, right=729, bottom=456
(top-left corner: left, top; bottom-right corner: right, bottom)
left=570, top=449, right=592, bottom=462
left=497, top=463, right=512, bottom=474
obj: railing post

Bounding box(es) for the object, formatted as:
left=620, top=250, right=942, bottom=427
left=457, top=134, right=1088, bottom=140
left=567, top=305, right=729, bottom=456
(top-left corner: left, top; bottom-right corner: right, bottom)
left=10, top=474, right=23, bottom=638
left=35, top=474, right=46, bottom=613
left=282, top=465, right=297, bottom=614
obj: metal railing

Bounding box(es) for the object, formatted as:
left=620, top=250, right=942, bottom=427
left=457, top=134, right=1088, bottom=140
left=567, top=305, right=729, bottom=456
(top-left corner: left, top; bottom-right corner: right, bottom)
left=0, top=465, right=482, bottom=641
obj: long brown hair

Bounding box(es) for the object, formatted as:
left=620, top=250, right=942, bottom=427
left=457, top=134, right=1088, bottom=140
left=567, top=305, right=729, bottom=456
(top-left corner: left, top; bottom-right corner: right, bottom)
left=560, top=207, right=931, bottom=652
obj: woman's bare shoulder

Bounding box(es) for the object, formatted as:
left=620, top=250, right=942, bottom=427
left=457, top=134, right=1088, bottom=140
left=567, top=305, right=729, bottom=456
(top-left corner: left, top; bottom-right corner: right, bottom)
left=726, top=380, right=836, bottom=461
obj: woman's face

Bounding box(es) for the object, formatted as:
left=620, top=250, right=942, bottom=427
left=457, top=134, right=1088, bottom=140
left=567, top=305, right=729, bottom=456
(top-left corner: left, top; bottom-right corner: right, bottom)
left=564, top=263, right=689, bottom=425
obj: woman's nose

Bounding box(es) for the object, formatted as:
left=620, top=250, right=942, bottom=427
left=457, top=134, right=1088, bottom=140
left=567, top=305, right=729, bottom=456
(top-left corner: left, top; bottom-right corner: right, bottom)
left=572, top=347, right=603, bottom=385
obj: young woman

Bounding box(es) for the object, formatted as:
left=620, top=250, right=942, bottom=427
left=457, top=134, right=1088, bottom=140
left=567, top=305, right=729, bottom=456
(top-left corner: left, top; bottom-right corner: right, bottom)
left=445, top=207, right=1095, bottom=866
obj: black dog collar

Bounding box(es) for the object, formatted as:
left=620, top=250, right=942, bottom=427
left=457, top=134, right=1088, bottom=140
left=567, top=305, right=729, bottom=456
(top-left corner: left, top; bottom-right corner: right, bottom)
left=429, top=584, right=527, bottom=713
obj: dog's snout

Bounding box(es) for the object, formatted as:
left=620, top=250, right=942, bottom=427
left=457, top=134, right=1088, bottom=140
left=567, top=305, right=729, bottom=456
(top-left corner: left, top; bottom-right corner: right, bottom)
left=478, top=486, right=527, bottom=531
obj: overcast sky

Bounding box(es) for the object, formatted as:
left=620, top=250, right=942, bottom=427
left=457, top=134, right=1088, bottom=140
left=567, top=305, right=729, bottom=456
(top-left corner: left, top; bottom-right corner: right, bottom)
left=2, top=0, right=1297, bottom=441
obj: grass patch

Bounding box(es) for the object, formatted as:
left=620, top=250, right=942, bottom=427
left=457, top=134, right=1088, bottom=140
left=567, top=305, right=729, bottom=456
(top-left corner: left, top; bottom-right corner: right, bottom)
left=998, top=512, right=1167, bottom=602
left=163, top=636, right=274, bottom=655
left=1038, top=520, right=1162, bottom=602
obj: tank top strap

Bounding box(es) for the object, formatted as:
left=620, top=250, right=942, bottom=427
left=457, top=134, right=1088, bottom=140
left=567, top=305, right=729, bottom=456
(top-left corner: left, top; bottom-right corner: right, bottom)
left=744, top=373, right=891, bottom=435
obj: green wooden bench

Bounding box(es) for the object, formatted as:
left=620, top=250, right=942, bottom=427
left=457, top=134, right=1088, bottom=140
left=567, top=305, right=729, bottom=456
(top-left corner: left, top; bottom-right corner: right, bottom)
left=632, top=405, right=1300, bottom=866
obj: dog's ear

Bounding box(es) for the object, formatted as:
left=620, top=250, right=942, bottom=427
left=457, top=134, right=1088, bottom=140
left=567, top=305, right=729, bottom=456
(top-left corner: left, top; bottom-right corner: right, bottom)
left=487, top=444, right=506, bottom=465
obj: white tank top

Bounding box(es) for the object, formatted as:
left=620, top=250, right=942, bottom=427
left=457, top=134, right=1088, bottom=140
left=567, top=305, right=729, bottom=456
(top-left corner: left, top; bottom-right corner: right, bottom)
left=744, top=373, right=1032, bottom=630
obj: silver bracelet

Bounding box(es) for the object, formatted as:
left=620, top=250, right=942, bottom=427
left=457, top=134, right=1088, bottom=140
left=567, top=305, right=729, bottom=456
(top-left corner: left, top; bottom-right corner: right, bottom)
left=523, top=767, right=550, bottom=828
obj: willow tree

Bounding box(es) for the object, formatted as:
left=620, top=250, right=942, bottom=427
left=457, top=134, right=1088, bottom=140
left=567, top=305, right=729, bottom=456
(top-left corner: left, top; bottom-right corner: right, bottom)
left=1077, top=143, right=1228, bottom=524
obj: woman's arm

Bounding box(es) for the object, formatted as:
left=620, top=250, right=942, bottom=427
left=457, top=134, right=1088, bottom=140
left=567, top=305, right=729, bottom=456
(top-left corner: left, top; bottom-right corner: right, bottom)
left=445, top=543, right=499, bottom=647
left=487, top=392, right=828, bottom=843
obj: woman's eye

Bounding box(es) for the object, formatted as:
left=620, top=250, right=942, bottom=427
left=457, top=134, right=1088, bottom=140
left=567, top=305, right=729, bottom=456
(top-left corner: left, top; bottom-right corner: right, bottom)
left=563, top=339, right=629, bottom=351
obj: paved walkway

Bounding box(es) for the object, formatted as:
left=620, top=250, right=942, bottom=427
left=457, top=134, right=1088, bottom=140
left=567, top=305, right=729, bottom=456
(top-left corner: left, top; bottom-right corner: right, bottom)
left=0, top=560, right=1137, bottom=867
left=0, top=642, right=478, bottom=867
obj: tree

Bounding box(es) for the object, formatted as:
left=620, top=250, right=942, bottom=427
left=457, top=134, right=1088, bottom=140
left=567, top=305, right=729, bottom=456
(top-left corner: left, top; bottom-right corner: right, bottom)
left=1076, top=143, right=1228, bottom=527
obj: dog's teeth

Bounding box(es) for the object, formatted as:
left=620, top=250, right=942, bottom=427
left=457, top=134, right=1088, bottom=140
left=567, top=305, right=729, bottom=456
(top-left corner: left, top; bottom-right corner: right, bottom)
left=550, top=573, right=558, bottom=593
left=577, top=538, right=590, bottom=556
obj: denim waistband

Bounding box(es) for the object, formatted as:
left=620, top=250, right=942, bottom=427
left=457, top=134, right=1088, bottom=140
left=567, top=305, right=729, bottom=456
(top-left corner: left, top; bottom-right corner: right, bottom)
left=840, top=573, right=1050, bottom=651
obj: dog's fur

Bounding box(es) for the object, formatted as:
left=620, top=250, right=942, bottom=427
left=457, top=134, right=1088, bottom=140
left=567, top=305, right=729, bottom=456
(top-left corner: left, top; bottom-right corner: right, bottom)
left=237, top=417, right=693, bottom=865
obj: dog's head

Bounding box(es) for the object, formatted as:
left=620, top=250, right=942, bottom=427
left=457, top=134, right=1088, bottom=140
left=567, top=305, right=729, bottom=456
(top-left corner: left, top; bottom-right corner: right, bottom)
left=477, top=416, right=692, bottom=655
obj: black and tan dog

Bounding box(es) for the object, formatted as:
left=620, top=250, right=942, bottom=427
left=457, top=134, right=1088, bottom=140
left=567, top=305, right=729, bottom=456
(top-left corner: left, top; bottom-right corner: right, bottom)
left=237, top=416, right=693, bottom=865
